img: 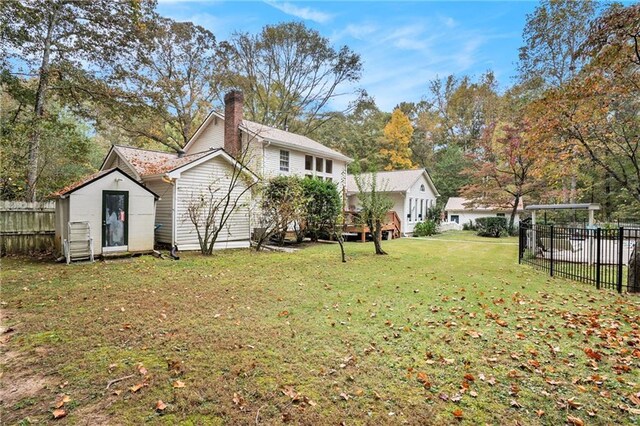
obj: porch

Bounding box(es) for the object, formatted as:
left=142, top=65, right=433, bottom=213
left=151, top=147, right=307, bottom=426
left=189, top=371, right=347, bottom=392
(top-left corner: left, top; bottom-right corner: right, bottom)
left=344, top=210, right=402, bottom=242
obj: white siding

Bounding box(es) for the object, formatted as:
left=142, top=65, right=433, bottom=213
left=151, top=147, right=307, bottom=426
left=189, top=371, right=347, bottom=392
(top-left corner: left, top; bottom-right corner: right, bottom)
left=103, top=153, right=139, bottom=180
left=446, top=211, right=521, bottom=227
left=403, top=174, right=439, bottom=235
left=144, top=178, right=174, bottom=245
left=54, top=198, right=70, bottom=256
left=67, top=170, right=156, bottom=255
left=186, top=116, right=225, bottom=154
left=174, top=156, right=251, bottom=251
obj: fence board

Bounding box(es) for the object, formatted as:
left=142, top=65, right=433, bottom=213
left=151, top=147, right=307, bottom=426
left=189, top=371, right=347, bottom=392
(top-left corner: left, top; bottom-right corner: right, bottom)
left=0, top=201, right=55, bottom=255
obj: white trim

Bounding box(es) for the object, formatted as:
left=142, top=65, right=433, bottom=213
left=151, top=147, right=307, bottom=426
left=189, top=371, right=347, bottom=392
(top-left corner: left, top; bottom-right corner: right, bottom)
left=101, top=147, right=142, bottom=181
left=172, top=179, right=177, bottom=247
left=177, top=239, right=250, bottom=251
left=103, top=245, right=128, bottom=253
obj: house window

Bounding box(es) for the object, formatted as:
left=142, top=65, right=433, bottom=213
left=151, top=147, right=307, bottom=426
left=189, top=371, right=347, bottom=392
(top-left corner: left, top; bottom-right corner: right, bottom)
left=451, top=215, right=460, bottom=224
left=316, top=157, right=324, bottom=172
left=408, top=198, right=413, bottom=222
left=419, top=199, right=424, bottom=220
left=326, top=159, right=333, bottom=174
left=305, top=155, right=313, bottom=170
left=279, top=150, right=289, bottom=172
left=420, top=184, right=425, bottom=192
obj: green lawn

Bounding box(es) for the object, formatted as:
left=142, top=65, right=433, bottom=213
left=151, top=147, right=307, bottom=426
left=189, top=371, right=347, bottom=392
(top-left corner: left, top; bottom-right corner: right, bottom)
left=2, top=234, right=639, bottom=425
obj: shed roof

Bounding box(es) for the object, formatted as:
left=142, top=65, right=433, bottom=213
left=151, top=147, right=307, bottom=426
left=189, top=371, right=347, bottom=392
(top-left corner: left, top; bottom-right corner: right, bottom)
left=346, top=169, right=439, bottom=195
left=113, top=145, right=215, bottom=177
left=52, top=168, right=159, bottom=199
left=445, top=197, right=524, bottom=212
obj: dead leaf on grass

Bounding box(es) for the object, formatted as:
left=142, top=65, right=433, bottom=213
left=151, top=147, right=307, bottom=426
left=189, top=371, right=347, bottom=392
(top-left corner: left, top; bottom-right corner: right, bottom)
left=452, top=409, right=463, bottom=419
left=129, top=383, right=146, bottom=393
left=567, top=415, right=584, bottom=426
left=52, top=408, right=67, bottom=419
left=173, top=380, right=185, bottom=388
left=155, top=400, right=167, bottom=411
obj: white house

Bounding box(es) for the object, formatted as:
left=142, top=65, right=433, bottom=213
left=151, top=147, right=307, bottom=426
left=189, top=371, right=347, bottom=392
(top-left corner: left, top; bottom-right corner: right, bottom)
left=182, top=91, right=352, bottom=192
left=444, top=197, right=524, bottom=228
left=101, top=147, right=258, bottom=251
left=54, top=168, right=158, bottom=257
left=95, top=90, right=350, bottom=251
left=346, top=169, right=440, bottom=236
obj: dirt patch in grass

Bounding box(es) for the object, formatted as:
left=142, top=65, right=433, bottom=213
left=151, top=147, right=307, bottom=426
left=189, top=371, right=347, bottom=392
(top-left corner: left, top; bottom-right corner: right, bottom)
left=1, top=240, right=639, bottom=424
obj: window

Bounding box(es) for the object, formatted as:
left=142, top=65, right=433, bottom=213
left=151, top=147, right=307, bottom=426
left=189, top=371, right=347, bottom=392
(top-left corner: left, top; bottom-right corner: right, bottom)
left=279, top=150, right=289, bottom=172
left=419, top=199, right=424, bottom=220
left=451, top=215, right=460, bottom=224
left=326, top=177, right=333, bottom=182
left=408, top=198, right=413, bottom=222
left=326, top=159, right=333, bottom=174
left=420, top=184, right=425, bottom=192
left=305, top=155, right=313, bottom=170
left=316, top=157, right=324, bottom=172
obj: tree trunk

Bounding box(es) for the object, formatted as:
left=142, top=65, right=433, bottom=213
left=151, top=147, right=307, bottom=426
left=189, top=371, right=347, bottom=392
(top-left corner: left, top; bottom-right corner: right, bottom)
left=509, top=195, right=520, bottom=235
left=27, top=12, right=55, bottom=202
left=372, top=219, right=387, bottom=255
left=335, top=232, right=346, bottom=263
left=628, top=245, right=639, bottom=293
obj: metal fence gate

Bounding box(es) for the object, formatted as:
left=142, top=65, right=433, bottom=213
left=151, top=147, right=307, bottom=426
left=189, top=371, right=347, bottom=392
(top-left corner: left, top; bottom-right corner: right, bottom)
left=518, top=224, right=639, bottom=293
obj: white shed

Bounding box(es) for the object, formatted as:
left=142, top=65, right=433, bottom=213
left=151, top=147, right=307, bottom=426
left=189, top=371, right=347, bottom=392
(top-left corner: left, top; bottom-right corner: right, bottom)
left=54, top=168, right=158, bottom=257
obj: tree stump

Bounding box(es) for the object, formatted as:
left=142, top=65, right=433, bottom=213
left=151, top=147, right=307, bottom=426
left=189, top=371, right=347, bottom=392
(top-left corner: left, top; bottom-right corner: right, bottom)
left=629, top=245, right=640, bottom=293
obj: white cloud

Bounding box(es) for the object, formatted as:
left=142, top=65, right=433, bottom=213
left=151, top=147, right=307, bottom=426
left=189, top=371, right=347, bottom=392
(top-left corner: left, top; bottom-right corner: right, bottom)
left=265, top=1, right=333, bottom=24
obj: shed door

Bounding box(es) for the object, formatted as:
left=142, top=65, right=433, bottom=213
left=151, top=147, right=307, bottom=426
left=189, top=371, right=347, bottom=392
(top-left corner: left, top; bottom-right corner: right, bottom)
left=102, top=191, right=128, bottom=250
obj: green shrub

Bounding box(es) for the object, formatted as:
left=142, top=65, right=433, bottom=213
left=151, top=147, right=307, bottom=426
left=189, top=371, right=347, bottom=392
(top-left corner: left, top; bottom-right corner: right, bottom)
left=475, top=217, right=508, bottom=237
left=301, top=177, right=340, bottom=242
left=413, top=220, right=438, bottom=237
left=462, top=220, right=476, bottom=231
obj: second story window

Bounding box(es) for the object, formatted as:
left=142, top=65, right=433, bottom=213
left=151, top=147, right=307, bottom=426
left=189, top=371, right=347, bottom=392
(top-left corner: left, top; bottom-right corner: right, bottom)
left=326, top=159, right=333, bottom=174
left=305, top=155, right=313, bottom=170
left=316, top=157, right=324, bottom=172
left=280, top=150, right=289, bottom=172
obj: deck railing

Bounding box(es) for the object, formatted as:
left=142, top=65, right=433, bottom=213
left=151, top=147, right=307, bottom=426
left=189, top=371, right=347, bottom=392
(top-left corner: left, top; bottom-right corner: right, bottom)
left=518, top=224, right=639, bottom=293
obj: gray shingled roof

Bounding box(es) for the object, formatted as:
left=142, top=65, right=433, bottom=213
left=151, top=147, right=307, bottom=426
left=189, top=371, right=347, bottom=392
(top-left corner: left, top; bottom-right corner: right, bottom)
left=240, top=119, right=351, bottom=162
left=445, top=197, right=524, bottom=212
left=346, top=169, right=432, bottom=194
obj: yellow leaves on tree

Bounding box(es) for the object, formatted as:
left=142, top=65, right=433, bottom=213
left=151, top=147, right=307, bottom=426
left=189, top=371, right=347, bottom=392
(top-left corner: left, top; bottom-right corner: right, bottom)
left=380, top=108, right=415, bottom=171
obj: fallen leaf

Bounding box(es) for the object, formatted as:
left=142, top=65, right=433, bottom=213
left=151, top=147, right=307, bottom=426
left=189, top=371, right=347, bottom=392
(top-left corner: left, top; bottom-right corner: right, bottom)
left=129, top=383, right=146, bottom=393
left=232, top=392, right=245, bottom=408
left=536, top=409, right=545, bottom=417
left=52, top=408, right=66, bottom=419
left=155, top=400, right=167, bottom=411
left=278, top=310, right=289, bottom=317
left=173, top=380, right=185, bottom=388
left=339, top=392, right=350, bottom=401
left=567, top=415, right=584, bottom=426
left=584, top=348, right=602, bottom=362
left=452, top=409, right=463, bottom=419
left=137, top=364, right=148, bottom=376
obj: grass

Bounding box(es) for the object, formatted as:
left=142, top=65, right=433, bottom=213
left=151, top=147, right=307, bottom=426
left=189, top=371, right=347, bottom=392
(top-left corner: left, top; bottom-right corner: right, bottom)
left=1, top=232, right=639, bottom=425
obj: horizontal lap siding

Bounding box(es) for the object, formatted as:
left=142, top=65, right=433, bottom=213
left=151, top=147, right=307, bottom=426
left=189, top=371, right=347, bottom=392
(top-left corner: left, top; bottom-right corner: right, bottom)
left=144, top=179, right=173, bottom=244
left=175, top=157, right=251, bottom=250
left=186, top=116, right=225, bottom=154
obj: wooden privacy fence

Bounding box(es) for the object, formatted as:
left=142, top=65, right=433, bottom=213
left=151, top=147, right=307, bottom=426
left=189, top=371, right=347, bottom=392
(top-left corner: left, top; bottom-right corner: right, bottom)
left=0, top=200, right=55, bottom=255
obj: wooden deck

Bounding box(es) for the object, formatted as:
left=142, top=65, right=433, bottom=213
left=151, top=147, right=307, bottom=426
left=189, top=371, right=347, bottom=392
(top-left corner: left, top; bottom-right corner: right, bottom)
left=344, top=210, right=401, bottom=242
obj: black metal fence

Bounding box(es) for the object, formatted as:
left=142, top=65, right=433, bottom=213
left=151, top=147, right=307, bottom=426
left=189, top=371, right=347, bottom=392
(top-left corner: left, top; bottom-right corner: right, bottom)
left=518, top=224, right=640, bottom=293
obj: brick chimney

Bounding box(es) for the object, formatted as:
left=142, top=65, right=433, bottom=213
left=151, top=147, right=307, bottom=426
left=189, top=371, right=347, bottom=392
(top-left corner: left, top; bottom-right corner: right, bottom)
left=224, top=90, right=244, bottom=156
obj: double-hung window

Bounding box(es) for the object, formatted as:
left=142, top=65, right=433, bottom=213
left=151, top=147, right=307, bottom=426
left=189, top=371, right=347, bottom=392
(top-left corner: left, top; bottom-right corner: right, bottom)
left=279, top=150, right=290, bottom=172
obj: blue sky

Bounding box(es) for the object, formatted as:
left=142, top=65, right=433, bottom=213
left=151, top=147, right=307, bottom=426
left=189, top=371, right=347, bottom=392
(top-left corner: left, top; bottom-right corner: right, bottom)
left=157, top=1, right=540, bottom=111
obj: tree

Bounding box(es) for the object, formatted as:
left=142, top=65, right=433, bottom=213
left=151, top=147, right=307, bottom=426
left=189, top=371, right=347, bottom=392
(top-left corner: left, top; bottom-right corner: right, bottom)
left=185, top=147, right=258, bottom=256
left=107, top=18, right=218, bottom=153
left=216, top=22, right=362, bottom=135
left=353, top=169, right=394, bottom=255
left=255, top=176, right=307, bottom=250
left=462, top=120, right=541, bottom=232
left=518, top=0, right=598, bottom=203
left=1, top=0, right=154, bottom=201
left=380, top=109, right=415, bottom=170
left=301, top=178, right=341, bottom=242
left=312, top=94, right=389, bottom=173
left=537, top=3, right=640, bottom=204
